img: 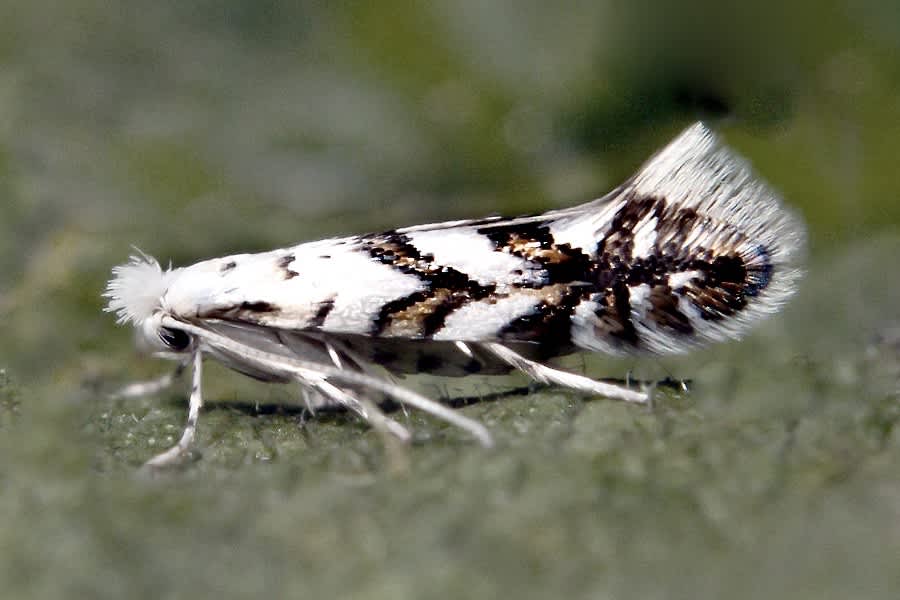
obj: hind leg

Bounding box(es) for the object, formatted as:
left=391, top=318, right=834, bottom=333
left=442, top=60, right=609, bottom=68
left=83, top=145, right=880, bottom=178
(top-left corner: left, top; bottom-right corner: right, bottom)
left=482, top=343, right=648, bottom=404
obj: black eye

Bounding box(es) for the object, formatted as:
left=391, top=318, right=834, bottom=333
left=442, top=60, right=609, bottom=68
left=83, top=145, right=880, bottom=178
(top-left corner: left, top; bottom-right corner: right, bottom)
left=159, top=327, right=191, bottom=351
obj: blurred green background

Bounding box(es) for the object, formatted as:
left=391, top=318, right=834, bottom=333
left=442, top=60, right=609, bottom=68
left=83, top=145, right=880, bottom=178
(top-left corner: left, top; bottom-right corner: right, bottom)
left=1, top=1, right=899, bottom=598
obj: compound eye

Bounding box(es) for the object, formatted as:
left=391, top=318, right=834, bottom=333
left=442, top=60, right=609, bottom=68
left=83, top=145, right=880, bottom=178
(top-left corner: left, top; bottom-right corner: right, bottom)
left=158, top=327, right=191, bottom=351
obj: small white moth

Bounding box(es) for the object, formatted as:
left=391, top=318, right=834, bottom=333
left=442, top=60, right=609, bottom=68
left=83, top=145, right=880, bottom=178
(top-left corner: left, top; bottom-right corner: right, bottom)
left=105, top=122, right=805, bottom=467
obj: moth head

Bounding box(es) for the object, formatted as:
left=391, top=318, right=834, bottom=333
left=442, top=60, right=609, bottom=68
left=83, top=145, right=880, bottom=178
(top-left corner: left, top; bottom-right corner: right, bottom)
left=140, top=313, right=194, bottom=354
left=104, top=252, right=193, bottom=354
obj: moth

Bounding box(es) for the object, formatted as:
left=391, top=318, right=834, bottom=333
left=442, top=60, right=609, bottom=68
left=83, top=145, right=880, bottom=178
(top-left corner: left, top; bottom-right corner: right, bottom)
left=105, top=122, right=805, bottom=467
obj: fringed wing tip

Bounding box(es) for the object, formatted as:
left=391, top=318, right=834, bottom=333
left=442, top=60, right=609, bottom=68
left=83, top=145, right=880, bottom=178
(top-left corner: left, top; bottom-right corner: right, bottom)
left=639, top=121, right=806, bottom=261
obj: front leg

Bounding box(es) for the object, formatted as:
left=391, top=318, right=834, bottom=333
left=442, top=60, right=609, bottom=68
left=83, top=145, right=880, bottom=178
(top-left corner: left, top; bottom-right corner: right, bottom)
left=142, top=351, right=204, bottom=469
left=110, top=359, right=188, bottom=399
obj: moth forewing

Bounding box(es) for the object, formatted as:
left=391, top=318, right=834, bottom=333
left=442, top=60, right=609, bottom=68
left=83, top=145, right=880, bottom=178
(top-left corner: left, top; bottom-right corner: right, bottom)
left=105, top=122, right=804, bottom=467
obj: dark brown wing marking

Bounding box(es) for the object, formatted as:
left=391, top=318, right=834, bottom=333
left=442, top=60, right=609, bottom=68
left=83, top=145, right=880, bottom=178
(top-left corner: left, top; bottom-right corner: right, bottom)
left=362, top=232, right=497, bottom=338
left=588, top=193, right=774, bottom=348
left=200, top=301, right=280, bottom=320
left=308, top=297, right=336, bottom=328
left=355, top=192, right=775, bottom=353
left=478, top=221, right=594, bottom=285
left=277, top=254, right=299, bottom=279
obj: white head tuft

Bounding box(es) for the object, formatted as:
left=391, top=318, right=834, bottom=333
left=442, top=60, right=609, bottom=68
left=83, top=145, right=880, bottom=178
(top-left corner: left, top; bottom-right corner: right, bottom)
left=104, top=253, right=179, bottom=325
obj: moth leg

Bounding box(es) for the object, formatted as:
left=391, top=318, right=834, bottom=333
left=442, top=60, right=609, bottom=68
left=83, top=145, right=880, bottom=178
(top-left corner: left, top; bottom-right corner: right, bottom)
left=300, top=366, right=493, bottom=447
left=327, top=338, right=398, bottom=381
left=143, top=351, right=204, bottom=469
left=325, top=343, right=344, bottom=369
left=159, top=317, right=495, bottom=447
left=298, top=343, right=489, bottom=446
left=308, top=378, right=412, bottom=443
left=341, top=376, right=495, bottom=447
left=110, top=359, right=188, bottom=399
left=482, top=343, right=648, bottom=404
left=299, top=387, right=318, bottom=416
